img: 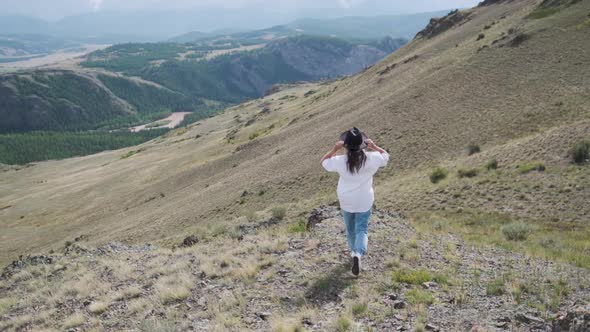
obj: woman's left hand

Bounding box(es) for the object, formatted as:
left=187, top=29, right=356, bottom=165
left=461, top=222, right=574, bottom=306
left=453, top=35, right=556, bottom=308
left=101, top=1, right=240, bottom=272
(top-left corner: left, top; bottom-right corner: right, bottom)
left=334, top=141, right=345, bottom=151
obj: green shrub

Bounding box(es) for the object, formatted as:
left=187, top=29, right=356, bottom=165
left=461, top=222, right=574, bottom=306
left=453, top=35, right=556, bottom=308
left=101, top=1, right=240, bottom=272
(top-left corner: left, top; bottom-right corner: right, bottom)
left=486, top=278, right=505, bottom=296
left=335, top=315, right=352, bottom=332
left=458, top=168, right=478, bottom=178
left=351, top=302, right=368, bottom=317
left=430, top=167, right=448, bottom=184
left=486, top=159, right=498, bottom=170
left=392, top=269, right=432, bottom=285
left=518, top=161, right=546, bottom=173
left=406, top=288, right=435, bottom=305
left=502, top=222, right=536, bottom=241
left=570, top=141, right=590, bottom=164
left=271, top=206, right=287, bottom=220
left=288, top=219, right=307, bottom=233
left=467, top=144, right=481, bottom=156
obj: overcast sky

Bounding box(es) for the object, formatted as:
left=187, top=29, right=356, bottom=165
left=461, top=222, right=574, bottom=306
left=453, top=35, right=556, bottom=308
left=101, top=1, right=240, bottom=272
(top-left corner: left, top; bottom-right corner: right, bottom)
left=1, top=0, right=481, bottom=20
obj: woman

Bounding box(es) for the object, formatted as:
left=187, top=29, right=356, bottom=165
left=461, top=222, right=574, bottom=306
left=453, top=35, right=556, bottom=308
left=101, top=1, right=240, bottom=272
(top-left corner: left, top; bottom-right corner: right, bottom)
left=320, top=127, right=389, bottom=276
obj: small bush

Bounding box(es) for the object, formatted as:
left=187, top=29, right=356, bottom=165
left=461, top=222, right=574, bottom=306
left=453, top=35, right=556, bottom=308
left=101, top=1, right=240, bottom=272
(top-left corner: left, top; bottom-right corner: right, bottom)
left=392, top=269, right=432, bottom=285
left=518, top=161, right=546, bottom=173
left=502, top=222, right=536, bottom=241
left=486, top=159, right=498, bottom=170
left=406, top=288, right=435, bottom=305
left=486, top=278, right=505, bottom=296
left=570, top=141, right=590, bottom=164
left=467, top=144, right=481, bottom=156
left=528, top=8, right=560, bottom=19
left=335, top=314, right=352, bottom=332
left=271, top=206, right=287, bottom=220
left=249, top=131, right=261, bottom=140
left=430, top=167, right=448, bottom=184
left=351, top=302, right=368, bottom=317
left=458, top=168, right=478, bottom=178
left=288, top=219, right=307, bottom=233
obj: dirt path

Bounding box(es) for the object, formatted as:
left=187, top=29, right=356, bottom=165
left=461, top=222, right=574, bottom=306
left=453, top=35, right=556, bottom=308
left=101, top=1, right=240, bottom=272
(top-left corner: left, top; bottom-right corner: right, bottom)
left=129, top=112, right=192, bottom=132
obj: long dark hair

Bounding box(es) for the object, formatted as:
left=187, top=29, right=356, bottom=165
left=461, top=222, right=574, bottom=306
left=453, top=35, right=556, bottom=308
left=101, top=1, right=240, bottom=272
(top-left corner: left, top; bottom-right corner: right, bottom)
left=346, top=148, right=367, bottom=174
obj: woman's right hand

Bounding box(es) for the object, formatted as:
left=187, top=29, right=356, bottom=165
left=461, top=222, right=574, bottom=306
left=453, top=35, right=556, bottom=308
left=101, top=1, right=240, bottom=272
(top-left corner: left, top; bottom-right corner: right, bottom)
left=365, top=139, right=376, bottom=149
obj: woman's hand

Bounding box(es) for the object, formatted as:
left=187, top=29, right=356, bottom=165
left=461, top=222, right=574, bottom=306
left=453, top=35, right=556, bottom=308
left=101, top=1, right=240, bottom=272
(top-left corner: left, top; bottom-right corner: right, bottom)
left=365, top=139, right=387, bottom=154
left=321, top=141, right=345, bottom=164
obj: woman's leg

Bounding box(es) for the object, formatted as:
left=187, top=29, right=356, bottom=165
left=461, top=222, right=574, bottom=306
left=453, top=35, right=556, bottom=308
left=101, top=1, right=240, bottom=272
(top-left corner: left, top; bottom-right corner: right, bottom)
left=341, top=210, right=356, bottom=254
left=353, top=209, right=372, bottom=256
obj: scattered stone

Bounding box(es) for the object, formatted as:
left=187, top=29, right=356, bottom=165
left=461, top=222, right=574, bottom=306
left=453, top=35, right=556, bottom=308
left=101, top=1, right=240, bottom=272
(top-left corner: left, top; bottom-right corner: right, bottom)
left=257, top=312, right=271, bottom=321
left=181, top=235, right=199, bottom=247
left=422, top=281, right=438, bottom=289
left=393, top=300, right=406, bottom=309
left=1, top=254, right=55, bottom=279
left=426, top=323, right=440, bottom=331
left=552, top=305, right=590, bottom=332
left=515, top=313, right=544, bottom=324
left=388, top=293, right=398, bottom=300
left=306, top=206, right=335, bottom=230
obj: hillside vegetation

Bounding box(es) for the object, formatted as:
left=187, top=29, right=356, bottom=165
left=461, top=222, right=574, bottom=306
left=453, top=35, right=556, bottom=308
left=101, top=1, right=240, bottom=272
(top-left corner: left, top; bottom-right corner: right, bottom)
left=1, top=0, right=589, bottom=330
left=0, top=35, right=403, bottom=134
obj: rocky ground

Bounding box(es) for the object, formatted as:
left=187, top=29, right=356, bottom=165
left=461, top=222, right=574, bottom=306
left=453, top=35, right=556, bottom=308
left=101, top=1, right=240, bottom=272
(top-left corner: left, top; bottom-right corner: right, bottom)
left=1, top=206, right=588, bottom=331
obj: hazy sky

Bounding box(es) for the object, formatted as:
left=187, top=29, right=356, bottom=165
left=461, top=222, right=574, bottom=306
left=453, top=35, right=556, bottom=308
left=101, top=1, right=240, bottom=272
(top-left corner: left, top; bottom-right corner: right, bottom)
left=2, top=0, right=481, bottom=20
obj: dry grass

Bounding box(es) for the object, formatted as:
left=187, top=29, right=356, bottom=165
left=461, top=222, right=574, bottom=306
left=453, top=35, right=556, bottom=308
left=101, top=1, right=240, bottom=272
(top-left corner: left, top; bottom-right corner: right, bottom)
left=63, top=312, right=86, bottom=329
left=88, top=300, right=109, bottom=314
left=155, top=272, right=194, bottom=305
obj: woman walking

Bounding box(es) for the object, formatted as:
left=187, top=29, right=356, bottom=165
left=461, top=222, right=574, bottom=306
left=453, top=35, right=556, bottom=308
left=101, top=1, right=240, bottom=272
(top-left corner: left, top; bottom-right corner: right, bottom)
left=320, top=127, right=389, bottom=276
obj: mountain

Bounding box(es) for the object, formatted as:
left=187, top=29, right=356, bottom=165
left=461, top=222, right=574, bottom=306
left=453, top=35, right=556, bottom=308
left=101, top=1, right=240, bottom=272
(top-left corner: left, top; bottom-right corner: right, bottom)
left=286, top=11, right=450, bottom=40
left=0, top=35, right=404, bottom=133
left=1, top=9, right=461, bottom=43
left=1, top=0, right=589, bottom=330
left=0, top=34, right=82, bottom=59
left=169, top=11, right=448, bottom=43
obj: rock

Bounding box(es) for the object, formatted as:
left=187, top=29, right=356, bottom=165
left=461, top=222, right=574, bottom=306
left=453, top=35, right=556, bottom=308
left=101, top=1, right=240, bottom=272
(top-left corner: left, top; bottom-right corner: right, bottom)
left=393, top=300, right=406, bottom=309
left=552, top=305, right=590, bottom=332
left=302, top=318, right=313, bottom=326
left=426, top=323, right=440, bottom=331
left=415, top=9, right=471, bottom=39
left=515, top=313, right=544, bottom=324
left=306, top=206, right=335, bottom=230
left=422, top=281, right=438, bottom=289
left=181, top=235, right=199, bottom=247
left=257, top=312, right=271, bottom=321
left=387, top=293, right=398, bottom=300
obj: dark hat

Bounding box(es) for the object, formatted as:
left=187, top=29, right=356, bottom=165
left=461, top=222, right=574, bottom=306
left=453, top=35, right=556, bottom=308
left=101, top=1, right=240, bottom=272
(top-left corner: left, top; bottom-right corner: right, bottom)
left=340, top=127, right=368, bottom=150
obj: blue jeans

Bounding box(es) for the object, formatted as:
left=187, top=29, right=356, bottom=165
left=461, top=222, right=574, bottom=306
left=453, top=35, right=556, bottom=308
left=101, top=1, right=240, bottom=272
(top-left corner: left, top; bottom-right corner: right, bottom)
left=341, top=209, right=372, bottom=256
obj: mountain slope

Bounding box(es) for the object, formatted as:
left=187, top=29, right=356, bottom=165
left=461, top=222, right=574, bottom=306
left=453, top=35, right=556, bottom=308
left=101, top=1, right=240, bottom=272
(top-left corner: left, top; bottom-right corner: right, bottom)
left=1, top=0, right=590, bottom=329
left=1, top=0, right=589, bottom=262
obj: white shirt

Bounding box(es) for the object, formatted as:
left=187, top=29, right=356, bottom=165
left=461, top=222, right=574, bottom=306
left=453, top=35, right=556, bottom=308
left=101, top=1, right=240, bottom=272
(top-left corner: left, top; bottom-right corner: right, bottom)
left=322, top=151, right=389, bottom=213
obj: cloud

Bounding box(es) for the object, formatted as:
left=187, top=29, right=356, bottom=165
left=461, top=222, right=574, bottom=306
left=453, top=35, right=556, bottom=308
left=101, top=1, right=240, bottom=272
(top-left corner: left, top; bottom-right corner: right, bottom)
left=90, top=0, right=103, bottom=11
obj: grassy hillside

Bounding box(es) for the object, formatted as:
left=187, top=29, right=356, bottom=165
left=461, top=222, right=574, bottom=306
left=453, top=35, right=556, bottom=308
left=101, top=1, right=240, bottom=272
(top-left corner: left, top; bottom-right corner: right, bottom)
left=1, top=0, right=589, bottom=330
left=0, top=70, right=205, bottom=133
left=0, top=35, right=403, bottom=135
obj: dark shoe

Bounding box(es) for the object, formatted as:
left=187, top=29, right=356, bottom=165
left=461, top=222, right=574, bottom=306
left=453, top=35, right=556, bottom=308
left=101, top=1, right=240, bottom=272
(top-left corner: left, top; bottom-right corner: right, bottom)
left=352, top=256, right=360, bottom=276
